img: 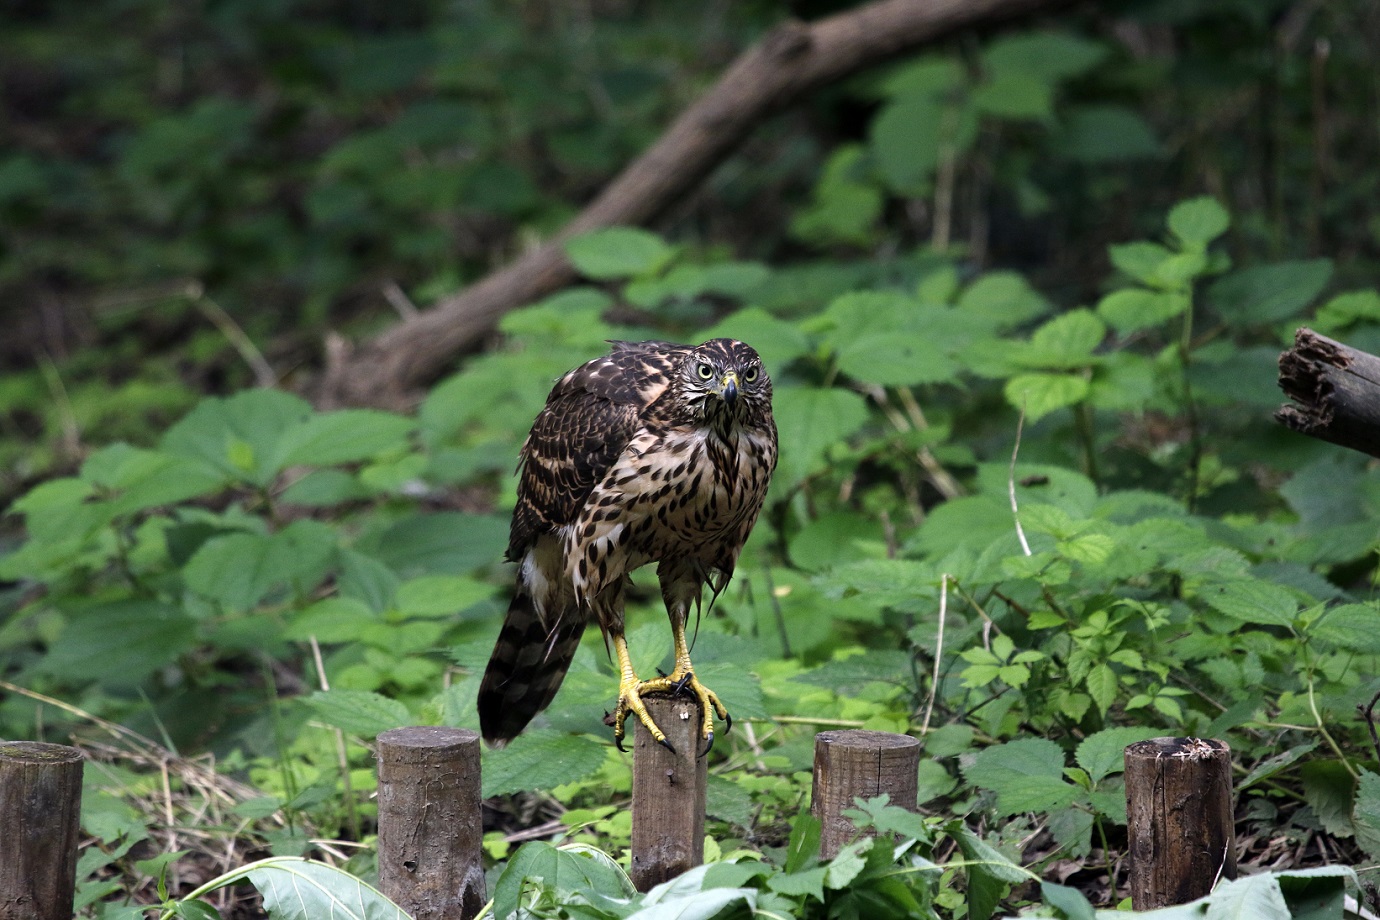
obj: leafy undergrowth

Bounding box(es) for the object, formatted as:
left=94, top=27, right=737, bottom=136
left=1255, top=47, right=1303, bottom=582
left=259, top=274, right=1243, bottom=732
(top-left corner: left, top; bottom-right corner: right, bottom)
left=6, top=194, right=1380, bottom=919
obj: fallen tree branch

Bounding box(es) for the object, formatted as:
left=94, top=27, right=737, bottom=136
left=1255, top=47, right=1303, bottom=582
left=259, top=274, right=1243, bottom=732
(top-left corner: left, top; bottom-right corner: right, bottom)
left=1276, top=327, right=1380, bottom=459
left=315, top=0, right=1076, bottom=408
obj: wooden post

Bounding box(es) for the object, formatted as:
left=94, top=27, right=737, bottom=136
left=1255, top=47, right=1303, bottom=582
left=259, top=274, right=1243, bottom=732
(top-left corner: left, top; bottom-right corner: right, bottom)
left=810, top=730, right=921, bottom=859
left=0, top=741, right=84, bottom=920
left=630, top=696, right=706, bottom=892
left=1277, top=327, right=1380, bottom=459
left=1125, top=737, right=1236, bottom=910
left=375, top=727, right=485, bottom=920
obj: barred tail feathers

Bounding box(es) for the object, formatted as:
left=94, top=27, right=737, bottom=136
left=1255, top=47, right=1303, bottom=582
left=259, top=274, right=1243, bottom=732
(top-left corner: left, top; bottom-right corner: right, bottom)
left=478, top=589, right=585, bottom=746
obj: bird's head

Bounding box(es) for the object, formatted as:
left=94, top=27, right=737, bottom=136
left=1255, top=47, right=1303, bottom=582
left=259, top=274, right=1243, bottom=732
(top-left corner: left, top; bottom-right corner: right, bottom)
left=680, top=338, right=772, bottom=426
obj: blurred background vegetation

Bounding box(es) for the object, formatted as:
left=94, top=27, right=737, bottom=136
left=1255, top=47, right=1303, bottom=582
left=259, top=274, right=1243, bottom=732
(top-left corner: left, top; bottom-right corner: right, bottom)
left=5, top=0, right=1380, bottom=916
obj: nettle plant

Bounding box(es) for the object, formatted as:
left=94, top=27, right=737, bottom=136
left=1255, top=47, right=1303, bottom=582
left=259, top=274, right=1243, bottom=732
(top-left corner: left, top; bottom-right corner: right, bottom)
left=5, top=200, right=1380, bottom=916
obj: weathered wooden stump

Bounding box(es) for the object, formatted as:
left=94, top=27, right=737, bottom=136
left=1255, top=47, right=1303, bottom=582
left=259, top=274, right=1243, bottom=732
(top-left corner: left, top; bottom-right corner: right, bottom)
left=630, top=695, right=707, bottom=892
left=1277, top=327, right=1380, bottom=459
left=810, top=729, right=921, bottom=859
left=1125, top=737, right=1236, bottom=909
left=375, top=727, right=486, bottom=920
left=0, top=741, right=84, bottom=920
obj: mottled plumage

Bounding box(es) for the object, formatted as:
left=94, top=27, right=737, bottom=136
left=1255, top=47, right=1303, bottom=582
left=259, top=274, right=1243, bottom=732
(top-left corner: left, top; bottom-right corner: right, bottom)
left=478, top=338, right=777, bottom=750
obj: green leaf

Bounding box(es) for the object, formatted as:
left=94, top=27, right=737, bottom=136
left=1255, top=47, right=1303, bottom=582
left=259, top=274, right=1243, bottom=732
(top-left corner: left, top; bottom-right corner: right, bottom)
left=1040, top=881, right=1095, bottom=920
left=982, top=31, right=1108, bottom=82
left=1058, top=106, right=1160, bottom=164
left=1108, top=241, right=1174, bottom=286
left=1168, top=196, right=1230, bottom=248
left=1004, top=372, right=1089, bottom=422
left=785, top=813, right=822, bottom=873
left=1307, top=604, right=1380, bottom=652
left=1353, top=769, right=1380, bottom=860
left=1021, top=309, right=1105, bottom=369
left=1084, top=663, right=1118, bottom=717
left=1238, top=742, right=1319, bottom=792
left=362, top=512, right=508, bottom=577
left=161, top=389, right=313, bottom=487
left=963, top=738, right=1079, bottom=815
left=481, top=730, right=608, bottom=797
left=1202, top=872, right=1291, bottom=920
left=1200, top=579, right=1298, bottom=627
left=236, top=857, right=408, bottom=920
left=183, top=521, right=337, bottom=612
left=870, top=96, right=944, bottom=194
left=395, top=575, right=495, bottom=618
left=1075, top=727, right=1162, bottom=785
left=305, top=689, right=409, bottom=737
left=40, top=600, right=196, bottom=686
left=565, top=227, right=674, bottom=280
left=768, top=866, right=827, bottom=902
left=275, top=409, right=414, bottom=468
left=958, top=272, right=1051, bottom=328
left=770, top=386, right=870, bottom=493
left=1301, top=760, right=1356, bottom=838
left=1207, top=259, right=1332, bottom=326
left=1096, top=288, right=1189, bottom=335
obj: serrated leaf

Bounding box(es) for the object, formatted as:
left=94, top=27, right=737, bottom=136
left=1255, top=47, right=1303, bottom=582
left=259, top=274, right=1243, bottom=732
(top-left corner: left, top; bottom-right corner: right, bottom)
left=1096, top=288, right=1189, bottom=334
left=481, top=730, right=607, bottom=798
left=1168, top=196, right=1230, bottom=247
left=395, top=575, right=495, bottom=618
left=1201, top=579, right=1297, bottom=626
left=39, top=600, right=196, bottom=685
left=1004, top=372, right=1089, bottom=421
left=1075, top=727, right=1163, bottom=784
left=1207, top=259, right=1332, bottom=326
left=565, top=227, right=674, bottom=280
left=1353, top=769, right=1380, bottom=860
left=1308, top=604, right=1380, bottom=652
left=1018, top=309, right=1105, bottom=369
left=1203, top=872, right=1291, bottom=920
left=275, top=409, right=414, bottom=469
left=1301, top=760, right=1356, bottom=838
left=1238, top=742, right=1319, bottom=792
left=963, top=738, right=1078, bottom=815
left=1085, top=663, right=1118, bottom=717
left=305, top=689, right=409, bottom=737
left=161, top=389, right=313, bottom=487
left=770, top=386, right=870, bottom=494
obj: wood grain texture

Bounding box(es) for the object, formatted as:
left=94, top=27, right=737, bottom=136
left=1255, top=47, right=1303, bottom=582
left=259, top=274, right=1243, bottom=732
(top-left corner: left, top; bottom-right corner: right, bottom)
left=1124, top=737, right=1236, bottom=910
left=375, top=727, right=486, bottom=920
left=0, top=742, right=84, bottom=920
left=1277, top=327, right=1380, bottom=458
left=810, top=729, right=920, bottom=859
left=630, top=696, right=707, bottom=891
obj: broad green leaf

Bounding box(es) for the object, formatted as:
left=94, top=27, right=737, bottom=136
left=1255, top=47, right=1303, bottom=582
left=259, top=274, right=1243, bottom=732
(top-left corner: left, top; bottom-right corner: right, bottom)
left=958, top=271, right=1051, bottom=328
left=1096, top=288, right=1189, bottom=335
left=1207, top=258, right=1332, bottom=326
left=1040, top=881, right=1095, bottom=920
left=1353, top=769, right=1380, bottom=860
left=1168, top=196, right=1230, bottom=248
left=237, top=857, right=407, bottom=920
left=80, top=444, right=226, bottom=515
left=1058, top=106, right=1160, bottom=164
left=305, top=689, right=409, bottom=737
left=161, top=389, right=312, bottom=486
left=770, top=386, right=870, bottom=493
left=1004, top=372, right=1089, bottom=422
left=1075, top=728, right=1162, bottom=784
left=284, top=597, right=378, bottom=643
left=1238, top=742, right=1319, bottom=792
left=361, top=512, right=508, bottom=577
left=768, top=866, right=827, bottom=901
left=880, top=55, right=964, bottom=99
left=1019, top=309, right=1105, bottom=369
left=395, top=575, right=495, bottom=618
left=785, top=813, right=822, bottom=873
left=1276, top=867, right=1355, bottom=920
left=963, top=738, right=1079, bottom=815
left=1202, top=872, right=1290, bottom=920
left=982, top=31, right=1108, bottom=82
left=481, top=730, right=607, bottom=798
left=183, top=521, right=337, bottom=611
left=870, top=96, right=944, bottom=194
left=1301, top=760, right=1356, bottom=839
left=1200, top=579, right=1298, bottom=627
left=972, top=74, right=1053, bottom=120
left=275, top=409, right=414, bottom=468
left=1307, top=603, right=1380, bottom=652
left=565, top=227, right=674, bottom=280
left=1108, top=241, right=1173, bottom=286
left=1085, top=663, right=1118, bottom=716
left=40, top=600, right=196, bottom=685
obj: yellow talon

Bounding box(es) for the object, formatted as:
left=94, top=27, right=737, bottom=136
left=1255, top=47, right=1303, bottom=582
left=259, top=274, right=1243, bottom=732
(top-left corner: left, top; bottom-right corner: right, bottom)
left=610, top=633, right=729, bottom=754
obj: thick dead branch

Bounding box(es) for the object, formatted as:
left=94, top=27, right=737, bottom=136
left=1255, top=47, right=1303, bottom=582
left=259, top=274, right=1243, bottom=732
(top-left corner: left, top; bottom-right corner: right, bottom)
left=1277, top=327, right=1380, bottom=460
left=315, top=0, right=1076, bottom=409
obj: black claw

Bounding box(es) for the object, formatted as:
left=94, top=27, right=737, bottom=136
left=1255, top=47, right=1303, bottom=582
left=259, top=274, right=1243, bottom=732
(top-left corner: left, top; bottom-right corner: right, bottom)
left=701, top=731, right=715, bottom=758
left=723, top=712, right=733, bottom=735
left=658, top=736, right=677, bottom=755
left=616, top=735, right=627, bottom=753
left=671, top=672, right=694, bottom=695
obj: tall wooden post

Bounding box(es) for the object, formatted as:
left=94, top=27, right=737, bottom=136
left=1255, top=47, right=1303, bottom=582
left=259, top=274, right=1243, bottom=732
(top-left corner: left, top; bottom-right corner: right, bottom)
left=376, top=727, right=486, bottom=920
left=1125, top=737, right=1236, bottom=910
left=630, top=696, right=707, bottom=892
left=0, top=741, right=85, bottom=920
left=811, top=730, right=921, bottom=859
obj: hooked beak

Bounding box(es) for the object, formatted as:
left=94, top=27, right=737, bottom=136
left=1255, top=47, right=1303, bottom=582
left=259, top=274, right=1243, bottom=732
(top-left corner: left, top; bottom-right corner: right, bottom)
left=719, top=371, right=739, bottom=408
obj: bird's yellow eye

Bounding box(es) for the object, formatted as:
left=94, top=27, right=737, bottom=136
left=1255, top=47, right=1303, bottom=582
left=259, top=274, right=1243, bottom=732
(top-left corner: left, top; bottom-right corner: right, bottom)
left=743, top=367, right=759, bottom=383
left=697, top=363, right=714, bottom=380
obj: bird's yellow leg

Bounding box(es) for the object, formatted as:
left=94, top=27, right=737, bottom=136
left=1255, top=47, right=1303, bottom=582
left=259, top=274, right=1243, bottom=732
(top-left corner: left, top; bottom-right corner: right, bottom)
left=609, top=621, right=731, bottom=753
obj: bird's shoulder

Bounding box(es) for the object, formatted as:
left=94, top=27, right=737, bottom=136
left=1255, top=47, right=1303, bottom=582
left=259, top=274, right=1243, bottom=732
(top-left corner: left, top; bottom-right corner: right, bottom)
left=507, top=343, right=688, bottom=557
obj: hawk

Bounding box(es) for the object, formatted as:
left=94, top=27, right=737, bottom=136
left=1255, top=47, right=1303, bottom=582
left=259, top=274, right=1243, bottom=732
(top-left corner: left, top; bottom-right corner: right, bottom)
left=478, top=338, right=777, bottom=753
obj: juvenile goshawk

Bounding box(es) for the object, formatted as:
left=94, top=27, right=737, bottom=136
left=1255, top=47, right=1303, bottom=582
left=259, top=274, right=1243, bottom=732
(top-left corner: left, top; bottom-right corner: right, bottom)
left=478, top=338, right=777, bottom=752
